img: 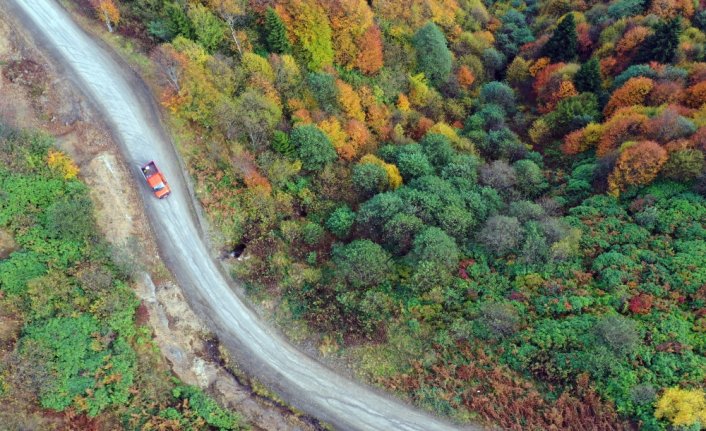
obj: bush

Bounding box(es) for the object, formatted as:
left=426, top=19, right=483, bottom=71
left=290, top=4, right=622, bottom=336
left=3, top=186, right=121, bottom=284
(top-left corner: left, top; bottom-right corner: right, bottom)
left=44, top=195, right=95, bottom=241
left=478, top=302, right=521, bottom=339
left=594, top=315, right=640, bottom=355
left=172, top=385, right=246, bottom=429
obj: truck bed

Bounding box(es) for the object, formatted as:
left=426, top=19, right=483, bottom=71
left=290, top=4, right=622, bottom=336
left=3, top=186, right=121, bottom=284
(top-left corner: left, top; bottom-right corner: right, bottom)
left=141, top=161, right=159, bottom=179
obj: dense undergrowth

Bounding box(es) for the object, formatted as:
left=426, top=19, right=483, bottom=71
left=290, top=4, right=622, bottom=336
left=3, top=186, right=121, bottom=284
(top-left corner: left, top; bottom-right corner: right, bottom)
left=75, top=0, right=706, bottom=429
left=0, top=124, right=247, bottom=430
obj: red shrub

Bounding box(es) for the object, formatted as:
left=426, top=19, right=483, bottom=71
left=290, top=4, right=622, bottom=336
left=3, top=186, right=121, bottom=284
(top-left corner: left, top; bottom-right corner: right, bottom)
left=629, top=293, right=654, bottom=314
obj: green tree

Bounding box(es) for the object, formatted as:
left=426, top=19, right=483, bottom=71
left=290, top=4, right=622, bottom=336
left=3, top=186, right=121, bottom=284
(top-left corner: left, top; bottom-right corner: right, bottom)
left=662, top=150, right=705, bottom=182
left=333, top=240, right=392, bottom=288
left=574, top=58, right=602, bottom=94
left=519, top=222, right=549, bottom=265
left=397, top=151, right=434, bottom=181
left=412, top=22, right=453, bottom=87
left=163, top=2, right=194, bottom=40
left=307, top=72, right=338, bottom=114
left=187, top=4, right=225, bottom=52
left=544, top=92, right=599, bottom=137
left=382, top=213, right=425, bottom=255
left=513, top=159, right=548, bottom=197
left=291, top=125, right=337, bottom=171
left=420, top=133, right=455, bottom=169
left=231, top=89, right=282, bottom=149
left=634, top=18, right=682, bottom=65
left=352, top=163, right=389, bottom=197
left=356, top=192, right=405, bottom=236
left=542, top=13, right=577, bottom=62
left=479, top=81, right=517, bottom=114
left=478, top=215, right=523, bottom=257
left=264, top=7, right=291, bottom=54
left=326, top=205, right=356, bottom=238
left=410, top=226, right=459, bottom=270
left=496, top=9, right=534, bottom=58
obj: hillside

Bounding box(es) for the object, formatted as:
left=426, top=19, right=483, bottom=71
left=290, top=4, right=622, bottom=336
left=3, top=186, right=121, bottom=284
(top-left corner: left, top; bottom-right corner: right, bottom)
left=9, top=0, right=706, bottom=429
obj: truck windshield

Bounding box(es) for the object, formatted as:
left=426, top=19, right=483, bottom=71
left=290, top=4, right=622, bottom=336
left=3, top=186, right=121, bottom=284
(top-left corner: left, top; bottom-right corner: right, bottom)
left=154, top=182, right=165, bottom=191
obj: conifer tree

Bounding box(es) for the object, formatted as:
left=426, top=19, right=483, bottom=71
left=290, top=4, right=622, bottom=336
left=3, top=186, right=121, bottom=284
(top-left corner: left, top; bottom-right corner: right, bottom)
left=264, top=7, right=291, bottom=54
left=574, top=57, right=602, bottom=93
left=272, top=130, right=295, bottom=157
left=633, top=18, right=681, bottom=64
left=542, top=13, right=577, bottom=62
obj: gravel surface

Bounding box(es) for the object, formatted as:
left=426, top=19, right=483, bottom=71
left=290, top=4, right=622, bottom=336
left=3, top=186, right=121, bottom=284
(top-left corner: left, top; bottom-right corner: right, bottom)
left=6, top=1, right=480, bottom=430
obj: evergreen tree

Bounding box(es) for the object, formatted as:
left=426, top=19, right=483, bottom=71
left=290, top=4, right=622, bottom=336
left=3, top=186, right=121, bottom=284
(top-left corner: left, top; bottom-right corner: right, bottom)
left=164, top=2, right=194, bottom=40
left=542, top=13, right=577, bottom=62
left=574, top=58, right=602, bottom=93
left=412, top=22, right=453, bottom=88
left=271, top=130, right=295, bottom=157
left=264, top=7, right=291, bottom=54
left=633, top=18, right=681, bottom=65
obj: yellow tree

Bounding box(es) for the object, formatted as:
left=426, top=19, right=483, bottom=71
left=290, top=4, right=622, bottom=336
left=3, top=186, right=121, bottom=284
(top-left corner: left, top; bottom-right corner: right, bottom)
left=336, top=80, right=365, bottom=121
left=90, top=0, right=120, bottom=33
left=327, top=0, right=374, bottom=69
left=276, top=0, right=333, bottom=70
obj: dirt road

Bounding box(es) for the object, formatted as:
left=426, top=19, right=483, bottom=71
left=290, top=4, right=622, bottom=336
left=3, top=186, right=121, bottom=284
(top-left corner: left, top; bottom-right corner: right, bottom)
left=5, top=1, right=477, bottom=430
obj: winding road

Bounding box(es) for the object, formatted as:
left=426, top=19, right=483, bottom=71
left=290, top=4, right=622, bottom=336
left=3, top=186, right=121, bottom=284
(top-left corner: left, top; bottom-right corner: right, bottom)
left=5, top=1, right=477, bottom=430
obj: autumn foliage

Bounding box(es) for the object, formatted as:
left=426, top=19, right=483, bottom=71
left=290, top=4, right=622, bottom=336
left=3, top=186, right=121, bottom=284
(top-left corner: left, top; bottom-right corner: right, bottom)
left=90, top=0, right=120, bottom=32
left=608, top=141, right=668, bottom=195
left=604, top=77, right=654, bottom=117
left=96, top=0, right=706, bottom=428
left=47, top=149, right=80, bottom=180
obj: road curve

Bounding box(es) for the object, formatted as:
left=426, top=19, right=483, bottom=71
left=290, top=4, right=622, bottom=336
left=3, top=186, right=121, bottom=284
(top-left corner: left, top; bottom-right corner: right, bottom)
left=5, top=1, right=479, bottom=430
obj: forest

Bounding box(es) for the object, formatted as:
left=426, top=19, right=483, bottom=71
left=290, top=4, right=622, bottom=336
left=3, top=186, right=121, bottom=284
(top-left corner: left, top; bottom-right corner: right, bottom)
left=17, top=0, right=706, bottom=429
left=0, top=125, right=248, bottom=429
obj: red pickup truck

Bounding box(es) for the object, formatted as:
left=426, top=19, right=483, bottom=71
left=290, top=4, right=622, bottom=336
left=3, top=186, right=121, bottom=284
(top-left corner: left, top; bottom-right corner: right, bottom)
left=141, top=161, right=171, bottom=199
